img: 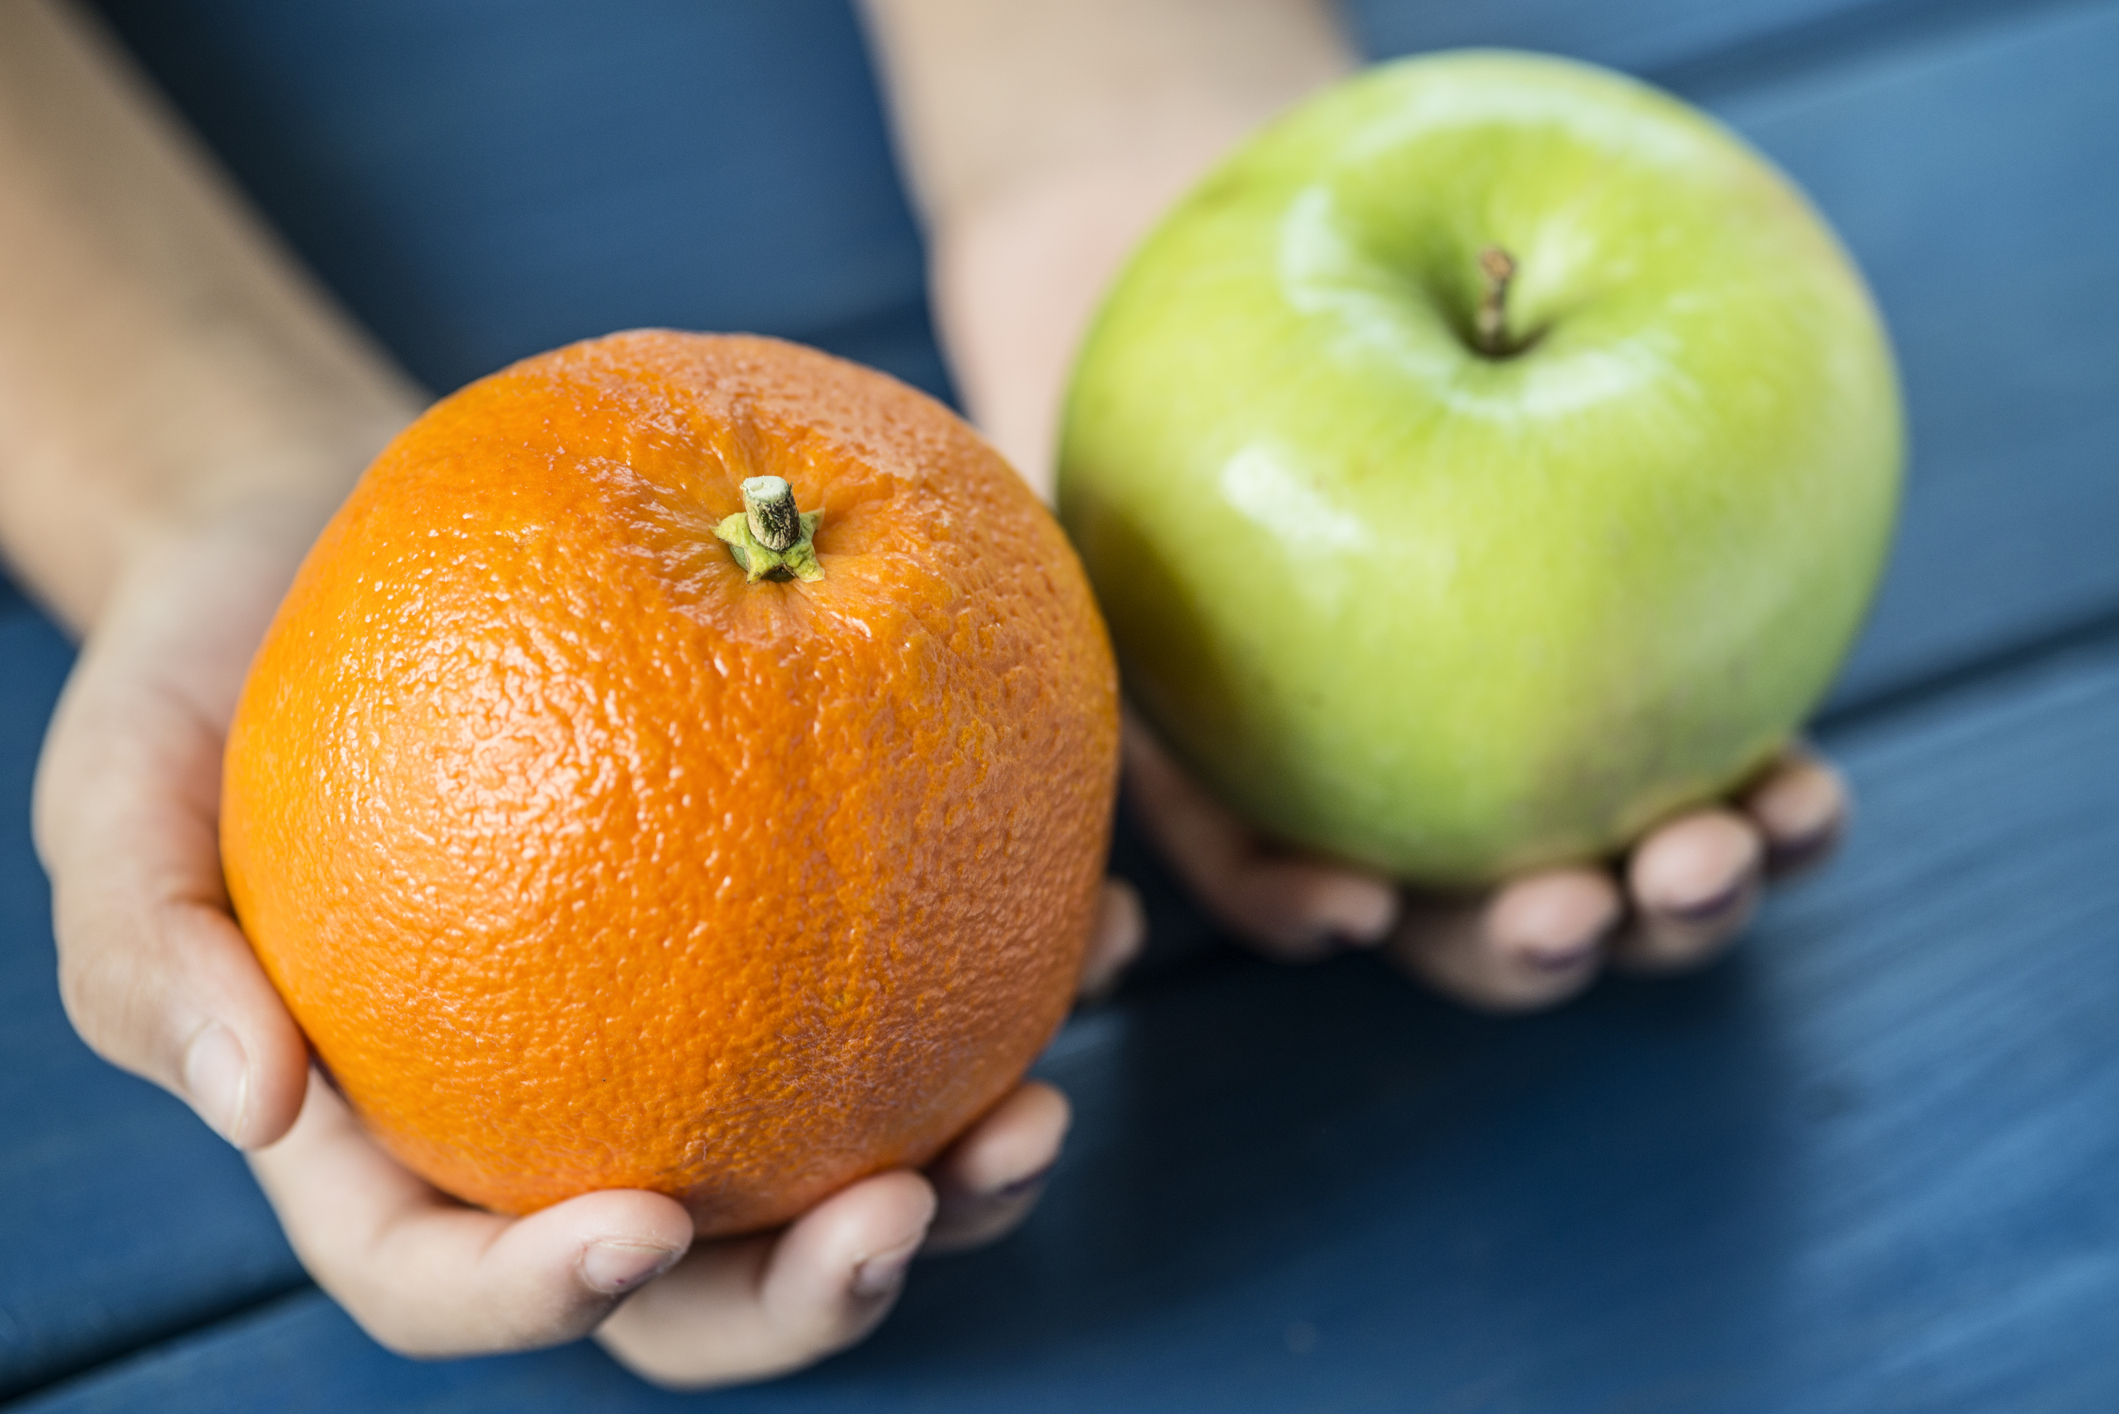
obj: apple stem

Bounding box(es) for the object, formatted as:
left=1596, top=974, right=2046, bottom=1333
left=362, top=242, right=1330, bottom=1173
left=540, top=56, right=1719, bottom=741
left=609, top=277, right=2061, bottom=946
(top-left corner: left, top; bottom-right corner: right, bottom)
left=715, top=476, right=824, bottom=582
left=1475, top=246, right=1517, bottom=357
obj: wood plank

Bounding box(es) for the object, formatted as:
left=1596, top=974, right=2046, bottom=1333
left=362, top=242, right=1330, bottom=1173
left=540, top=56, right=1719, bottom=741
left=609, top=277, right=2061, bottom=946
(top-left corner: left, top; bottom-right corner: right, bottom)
left=1345, top=0, right=1865, bottom=74
left=1342, top=0, right=2092, bottom=84
left=0, top=605, right=303, bottom=1402
left=20, top=585, right=2119, bottom=1412
left=1711, top=1, right=2119, bottom=706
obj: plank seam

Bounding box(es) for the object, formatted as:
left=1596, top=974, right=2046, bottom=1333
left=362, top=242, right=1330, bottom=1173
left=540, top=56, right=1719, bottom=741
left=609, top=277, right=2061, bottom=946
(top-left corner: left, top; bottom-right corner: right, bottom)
left=1817, top=601, right=2119, bottom=734
left=0, top=1279, right=313, bottom=1410
left=1646, top=0, right=2112, bottom=97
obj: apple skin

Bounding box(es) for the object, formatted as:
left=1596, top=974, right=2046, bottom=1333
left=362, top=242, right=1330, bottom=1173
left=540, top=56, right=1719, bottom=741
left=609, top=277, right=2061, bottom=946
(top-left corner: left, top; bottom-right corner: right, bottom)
left=1057, top=50, right=1903, bottom=886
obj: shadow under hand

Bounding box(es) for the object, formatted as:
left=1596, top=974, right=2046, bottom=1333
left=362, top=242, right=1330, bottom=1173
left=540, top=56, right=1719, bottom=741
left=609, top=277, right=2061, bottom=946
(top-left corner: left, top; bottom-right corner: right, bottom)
left=810, top=939, right=1803, bottom=1406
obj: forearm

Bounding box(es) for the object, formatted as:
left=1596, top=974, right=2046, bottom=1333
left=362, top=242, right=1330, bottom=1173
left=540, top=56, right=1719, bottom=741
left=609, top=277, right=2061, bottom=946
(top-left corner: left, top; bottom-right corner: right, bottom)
left=858, top=0, right=1353, bottom=492
left=0, top=0, right=421, bottom=634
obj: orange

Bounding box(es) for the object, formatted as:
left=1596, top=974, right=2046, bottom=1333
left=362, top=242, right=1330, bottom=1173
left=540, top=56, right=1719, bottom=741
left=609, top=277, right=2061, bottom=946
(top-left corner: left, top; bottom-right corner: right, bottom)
left=221, top=332, right=1120, bottom=1235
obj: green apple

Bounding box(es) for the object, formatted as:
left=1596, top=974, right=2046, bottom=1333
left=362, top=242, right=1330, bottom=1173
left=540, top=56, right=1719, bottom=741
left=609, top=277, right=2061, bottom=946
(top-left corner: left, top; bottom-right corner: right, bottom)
left=1057, top=50, right=1902, bottom=886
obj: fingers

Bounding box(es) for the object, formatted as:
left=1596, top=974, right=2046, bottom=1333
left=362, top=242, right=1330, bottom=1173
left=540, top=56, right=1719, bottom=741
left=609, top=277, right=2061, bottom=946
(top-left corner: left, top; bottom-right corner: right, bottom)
left=62, top=893, right=310, bottom=1149
left=1742, top=743, right=1850, bottom=876
left=1371, top=743, right=1857, bottom=1002
left=1607, top=747, right=1848, bottom=972
left=1386, top=867, right=1622, bottom=1012
left=597, top=1170, right=937, bottom=1389
left=249, top=1072, right=694, bottom=1357
left=1611, top=808, right=1766, bottom=972
left=36, top=617, right=310, bottom=1149
left=1079, top=878, right=1145, bottom=1000
left=1123, top=716, right=1396, bottom=960
left=602, top=1082, right=1069, bottom=1389
left=923, top=1081, right=1070, bottom=1254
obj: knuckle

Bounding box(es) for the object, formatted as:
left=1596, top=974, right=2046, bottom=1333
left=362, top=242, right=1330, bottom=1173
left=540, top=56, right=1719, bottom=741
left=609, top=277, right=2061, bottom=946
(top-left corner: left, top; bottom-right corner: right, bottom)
left=348, top=1308, right=442, bottom=1359
left=52, top=943, right=99, bottom=1035
left=318, top=1252, right=597, bottom=1361
left=609, top=1351, right=745, bottom=1393
left=53, top=937, right=146, bottom=1066
left=324, top=1271, right=486, bottom=1361
left=789, top=1312, right=886, bottom=1373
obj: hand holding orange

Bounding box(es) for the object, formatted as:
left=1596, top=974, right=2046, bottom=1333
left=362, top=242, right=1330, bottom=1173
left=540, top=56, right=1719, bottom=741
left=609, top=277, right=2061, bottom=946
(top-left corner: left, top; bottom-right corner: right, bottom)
left=222, top=332, right=1119, bottom=1235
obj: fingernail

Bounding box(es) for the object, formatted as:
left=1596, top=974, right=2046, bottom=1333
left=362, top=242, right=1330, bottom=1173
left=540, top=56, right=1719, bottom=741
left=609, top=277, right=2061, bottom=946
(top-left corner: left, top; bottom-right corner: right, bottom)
left=850, top=1237, right=921, bottom=1300
left=1524, top=945, right=1598, bottom=975
left=1668, top=880, right=1746, bottom=922
left=986, top=1163, right=1054, bottom=1202
left=183, top=1023, right=250, bottom=1145
left=1328, top=882, right=1399, bottom=946
left=1766, top=823, right=1840, bottom=876
left=580, top=1241, right=682, bottom=1296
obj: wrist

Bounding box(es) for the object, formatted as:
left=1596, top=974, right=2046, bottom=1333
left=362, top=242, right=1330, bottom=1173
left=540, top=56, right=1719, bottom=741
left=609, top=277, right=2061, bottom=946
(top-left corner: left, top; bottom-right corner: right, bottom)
left=926, top=144, right=1234, bottom=493
left=861, top=0, right=1352, bottom=228
left=9, top=422, right=401, bottom=638
left=861, top=0, right=1354, bottom=492
left=107, top=490, right=337, bottom=615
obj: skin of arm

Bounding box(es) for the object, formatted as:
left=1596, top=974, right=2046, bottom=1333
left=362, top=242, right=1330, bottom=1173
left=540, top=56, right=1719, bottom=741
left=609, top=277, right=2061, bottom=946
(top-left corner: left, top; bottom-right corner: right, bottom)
left=0, top=0, right=418, bottom=628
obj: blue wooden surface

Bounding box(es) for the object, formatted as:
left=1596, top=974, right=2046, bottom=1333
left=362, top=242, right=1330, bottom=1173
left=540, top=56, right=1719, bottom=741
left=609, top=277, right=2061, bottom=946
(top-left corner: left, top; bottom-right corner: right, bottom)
left=3, top=0, right=2118, bottom=1406
left=0, top=599, right=302, bottom=1401
left=23, top=631, right=2119, bottom=1412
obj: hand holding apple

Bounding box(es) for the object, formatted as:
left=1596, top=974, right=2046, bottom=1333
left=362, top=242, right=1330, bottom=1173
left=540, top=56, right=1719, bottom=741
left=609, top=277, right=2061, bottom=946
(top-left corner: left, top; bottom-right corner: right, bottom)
left=1123, top=709, right=1848, bottom=1009
left=1059, top=50, right=1900, bottom=889
left=892, top=25, right=1869, bottom=1008
left=1043, top=51, right=1894, bottom=1007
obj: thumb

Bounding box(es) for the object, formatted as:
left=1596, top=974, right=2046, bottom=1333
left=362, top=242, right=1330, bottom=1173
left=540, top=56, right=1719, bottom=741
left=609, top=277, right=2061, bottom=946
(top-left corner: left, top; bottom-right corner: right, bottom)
left=250, top=1073, right=697, bottom=1356
left=36, top=624, right=309, bottom=1149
